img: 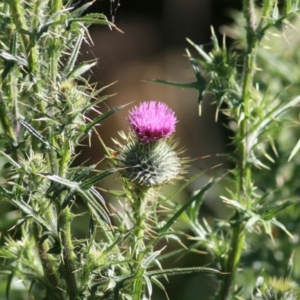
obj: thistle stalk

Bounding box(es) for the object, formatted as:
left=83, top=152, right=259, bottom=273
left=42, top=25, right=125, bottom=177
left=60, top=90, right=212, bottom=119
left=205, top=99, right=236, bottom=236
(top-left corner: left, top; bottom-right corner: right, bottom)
left=131, top=188, right=148, bottom=300
left=32, top=223, right=64, bottom=300
left=46, top=0, right=78, bottom=295
left=8, top=0, right=44, bottom=113
left=114, top=101, right=182, bottom=299
left=59, top=206, right=78, bottom=299
left=57, top=135, right=78, bottom=298
left=216, top=0, right=263, bottom=299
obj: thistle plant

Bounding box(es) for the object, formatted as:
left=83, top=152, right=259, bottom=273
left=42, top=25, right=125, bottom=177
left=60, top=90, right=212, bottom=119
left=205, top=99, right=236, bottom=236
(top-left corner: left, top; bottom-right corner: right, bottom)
left=0, top=0, right=123, bottom=299
left=107, top=101, right=217, bottom=299
left=113, top=101, right=180, bottom=299
left=116, top=101, right=181, bottom=187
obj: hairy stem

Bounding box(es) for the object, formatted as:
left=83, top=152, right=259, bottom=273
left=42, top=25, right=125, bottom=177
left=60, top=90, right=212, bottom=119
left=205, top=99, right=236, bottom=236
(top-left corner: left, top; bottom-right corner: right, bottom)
left=131, top=188, right=148, bottom=300
left=9, top=0, right=43, bottom=111
left=57, top=133, right=77, bottom=298
left=44, top=4, right=78, bottom=288
left=59, top=206, right=78, bottom=299
left=32, top=223, right=64, bottom=300
left=217, top=1, right=260, bottom=299
left=0, top=93, right=17, bottom=146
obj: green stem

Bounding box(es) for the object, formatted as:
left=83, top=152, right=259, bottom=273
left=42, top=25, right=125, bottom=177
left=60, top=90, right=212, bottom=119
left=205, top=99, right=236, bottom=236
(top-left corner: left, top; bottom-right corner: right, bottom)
left=217, top=1, right=259, bottom=299
left=9, top=0, right=44, bottom=112
left=258, top=0, right=275, bottom=31
left=56, top=132, right=77, bottom=298
left=32, top=223, right=64, bottom=300
left=59, top=206, right=78, bottom=299
left=217, top=223, right=245, bottom=300
left=8, top=0, right=30, bottom=56
left=9, top=0, right=45, bottom=152
left=0, top=93, right=17, bottom=145
left=133, top=254, right=146, bottom=300
left=48, top=0, right=62, bottom=99
left=131, top=188, right=148, bottom=300
left=59, top=138, right=71, bottom=177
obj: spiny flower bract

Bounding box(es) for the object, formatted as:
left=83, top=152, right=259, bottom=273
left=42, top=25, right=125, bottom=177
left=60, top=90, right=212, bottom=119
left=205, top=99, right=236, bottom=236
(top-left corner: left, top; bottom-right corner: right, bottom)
left=128, top=101, right=177, bottom=143
left=116, top=137, right=181, bottom=187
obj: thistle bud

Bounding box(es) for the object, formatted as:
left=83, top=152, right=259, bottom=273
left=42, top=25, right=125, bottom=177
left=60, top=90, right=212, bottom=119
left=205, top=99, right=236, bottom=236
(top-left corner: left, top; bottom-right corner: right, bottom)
left=114, top=101, right=183, bottom=187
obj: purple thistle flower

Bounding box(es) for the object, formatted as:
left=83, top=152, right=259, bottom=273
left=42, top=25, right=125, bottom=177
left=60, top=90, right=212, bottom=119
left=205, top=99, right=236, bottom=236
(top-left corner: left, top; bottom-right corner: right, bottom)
left=128, top=101, right=177, bottom=143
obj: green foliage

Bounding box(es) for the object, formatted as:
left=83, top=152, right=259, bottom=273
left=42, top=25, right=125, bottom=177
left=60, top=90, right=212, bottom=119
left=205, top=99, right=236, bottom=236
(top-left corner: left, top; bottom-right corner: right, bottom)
left=0, top=0, right=125, bottom=299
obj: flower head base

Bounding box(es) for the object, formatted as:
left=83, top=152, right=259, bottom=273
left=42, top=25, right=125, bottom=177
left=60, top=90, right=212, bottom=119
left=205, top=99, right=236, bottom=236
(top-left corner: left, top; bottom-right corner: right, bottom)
left=128, top=101, right=177, bottom=143
left=116, top=136, right=181, bottom=187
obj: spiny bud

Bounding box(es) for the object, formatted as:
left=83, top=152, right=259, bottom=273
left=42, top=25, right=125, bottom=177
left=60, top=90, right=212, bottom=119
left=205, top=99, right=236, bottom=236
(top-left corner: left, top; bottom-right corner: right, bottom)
left=116, top=137, right=181, bottom=187
left=254, top=277, right=300, bottom=300
left=113, top=101, right=184, bottom=187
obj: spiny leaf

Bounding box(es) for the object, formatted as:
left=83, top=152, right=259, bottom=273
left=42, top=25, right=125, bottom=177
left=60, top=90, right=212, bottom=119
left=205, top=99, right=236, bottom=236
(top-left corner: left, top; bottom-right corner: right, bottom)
left=257, top=200, right=295, bottom=221
left=70, top=1, right=95, bottom=18
left=69, top=13, right=114, bottom=27
left=143, top=275, right=153, bottom=298
left=6, top=271, right=14, bottom=300
left=10, top=197, right=53, bottom=232
left=89, top=217, right=94, bottom=235
left=69, top=164, right=97, bottom=183
left=0, top=150, right=20, bottom=168
left=148, top=55, right=206, bottom=111
left=41, top=174, right=80, bottom=189
left=147, top=266, right=222, bottom=278
left=41, top=173, right=111, bottom=223
left=20, top=120, right=55, bottom=149
left=89, top=187, right=106, bottom=206
left=67, top=61, right=97, bottom=80
left=151, top=277, right=169, bottom=300
left=61, top=189, right=76, bottom=209
left=271, top=219, right=294, bottom=239
left=2, top=32, right=17, bottom=80
left=63, top=32, right=84, bottom=76
left=160, top=169, right=208, bottom=205
left=0, top=51, right=28, bottom=67
left=84, top=105, right=125, bottom=133
left=82, top=190, right=111, bottom=224
left=80, top=168, right=117, bottom=189
left=82, top=81, right=117, bottom=113
left=149, top=78, right=199, bottom=90
left=39, top=231, right=60, bottom=247
left=186, top=38, right=212, bottom=63
left=288, top=138, right=300, bottom=162
left=142, top=248, right=165, bottom=268
left=158, top=178, right=220, bottom=233
left=0, top=186, right=13, bottom=198
left=251, top=95, right=300, bottom=148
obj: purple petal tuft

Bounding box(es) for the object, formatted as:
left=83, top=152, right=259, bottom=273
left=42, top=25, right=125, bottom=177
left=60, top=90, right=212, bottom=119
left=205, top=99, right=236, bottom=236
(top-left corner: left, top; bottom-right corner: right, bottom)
left=128, top=101, right=177, bottom=143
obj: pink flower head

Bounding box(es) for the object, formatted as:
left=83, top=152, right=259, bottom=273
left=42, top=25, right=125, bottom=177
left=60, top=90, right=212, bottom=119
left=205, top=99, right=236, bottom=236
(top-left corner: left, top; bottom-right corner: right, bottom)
left=128, top=101, right=177, bottom=143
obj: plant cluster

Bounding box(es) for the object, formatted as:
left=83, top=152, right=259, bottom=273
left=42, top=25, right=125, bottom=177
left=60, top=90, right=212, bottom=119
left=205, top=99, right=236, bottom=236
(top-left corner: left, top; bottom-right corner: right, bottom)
left=1, top=0, right=300, bottom=300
